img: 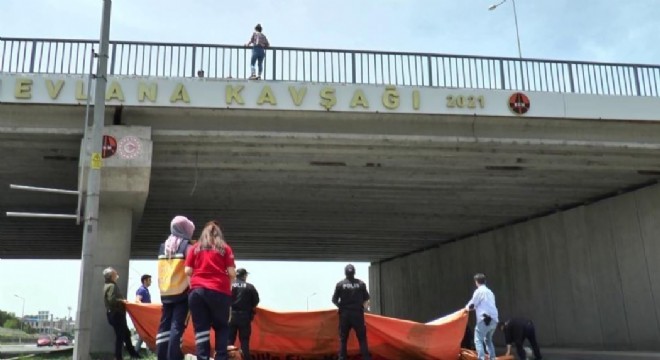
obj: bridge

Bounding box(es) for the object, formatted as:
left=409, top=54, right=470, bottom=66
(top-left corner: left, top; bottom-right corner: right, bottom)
left=2, top=36, right=660, bottom=354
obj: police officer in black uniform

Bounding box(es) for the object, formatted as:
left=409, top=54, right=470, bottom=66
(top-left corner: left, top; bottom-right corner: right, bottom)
left=229, top=268, right=260, bottom=360
left=499, top=317, right=543, bottom=360
left=332, top=264, right=371, bottom=360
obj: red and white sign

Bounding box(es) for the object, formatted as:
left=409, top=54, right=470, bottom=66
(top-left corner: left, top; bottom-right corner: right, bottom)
left=102, top=135, right=117, bottom=158
left=117, top=136, right=142, bottom=159
left=508, top=92, right=531, bottom=115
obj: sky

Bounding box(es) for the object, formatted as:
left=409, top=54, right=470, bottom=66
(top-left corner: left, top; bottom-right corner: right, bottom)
left=1, top=0, right=659, bottom=324
left=0, top=260, right=369, bottom=320
left=2, top=0, right=659, bottom=63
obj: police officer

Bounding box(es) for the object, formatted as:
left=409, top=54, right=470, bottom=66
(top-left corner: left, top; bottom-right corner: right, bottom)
left=332, top=264, right=371, bottom=360
left=229, top=268, right=260, bottom=360
left=499, top=317, right=543, bottom=360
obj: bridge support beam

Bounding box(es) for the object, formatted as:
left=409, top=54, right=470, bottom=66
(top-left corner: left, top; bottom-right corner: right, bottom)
left=372, top=182, right=660, bottom=351
left=76, top=126, right=152, bottom=359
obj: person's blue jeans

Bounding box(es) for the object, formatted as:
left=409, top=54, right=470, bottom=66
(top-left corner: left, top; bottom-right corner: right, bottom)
left=250, top=46, right=265, bottom=76
left=156, top=299, right=189, bottom=360
left=474, top=320, right=497, bottom=360
left=189, top=288, right=232, bottom=360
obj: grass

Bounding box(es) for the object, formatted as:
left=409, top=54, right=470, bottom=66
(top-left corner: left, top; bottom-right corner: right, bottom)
left=4, top=350, right=156, bottom=360
left=24, top=357, right=156, bottom=360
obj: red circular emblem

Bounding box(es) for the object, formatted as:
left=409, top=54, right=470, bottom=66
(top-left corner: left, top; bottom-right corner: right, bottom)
left=508, top=92, right=531, bottom=115
left=102, top=135, right=117, bottom=158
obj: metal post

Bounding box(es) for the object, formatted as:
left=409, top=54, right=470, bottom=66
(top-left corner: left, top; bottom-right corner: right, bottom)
left=427, top=56, right=434, bottom=87
left=29, top=40, right=37, bottom=73
left=6, top=212, right=78, bottom=219
left=74, top=1, right=111, bottom=359
left=271, top=49, right=277, bottom=81
left=633, top=66, right=642, bottom=96
left=191, top=45, right=197, bottom=77
left=306, top=292, right=316, bottom=311
left=489, top=0, right=522, bottom=58
left=511, top=0, right=522, bottom=58
left=351, top=53, right=356, bottom=84
left=77, top=48, right=96, bottom=225
left=14, top=295, right=25, bottom=344
left=10, top=184, right=79, bottom=195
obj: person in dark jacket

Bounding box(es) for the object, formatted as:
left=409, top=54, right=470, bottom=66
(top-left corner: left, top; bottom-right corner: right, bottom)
left=103, top=267, right=141, bottom=360
left=332, top=264, right=371, bottom=360
left=229, top=268, right=260, bottom=360
left=499, top=317, right=543, bottom=359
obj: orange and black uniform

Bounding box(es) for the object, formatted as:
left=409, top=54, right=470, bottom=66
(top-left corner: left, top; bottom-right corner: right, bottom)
left=157, top=241, right=190, bottom=360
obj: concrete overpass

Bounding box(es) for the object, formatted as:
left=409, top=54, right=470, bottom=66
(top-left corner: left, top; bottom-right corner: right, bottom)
left=2, top=36, right=660, bottom=354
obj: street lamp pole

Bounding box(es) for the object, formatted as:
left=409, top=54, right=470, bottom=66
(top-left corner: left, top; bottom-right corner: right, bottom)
left=489, top=0, right=523, bottom=58
left=14, top=294, right=25, bottom=344
left=306, top=292, right=317, bottom=311
left=75, top=0, right=112, bottom=358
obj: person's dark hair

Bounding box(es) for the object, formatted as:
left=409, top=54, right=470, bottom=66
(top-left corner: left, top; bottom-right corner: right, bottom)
left=474, top=273, right=486, bottom=285
left=141, top=274, right=151, bottom=284
left=255, top=24, right=262, bottom=32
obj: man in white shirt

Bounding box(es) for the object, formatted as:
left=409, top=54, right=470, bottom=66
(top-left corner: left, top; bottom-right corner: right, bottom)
left=466, top=273, right=499, bottom=360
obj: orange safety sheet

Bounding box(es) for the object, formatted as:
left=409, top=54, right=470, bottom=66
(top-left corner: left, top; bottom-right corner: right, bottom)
left=127, top=303, right=510, bottom=360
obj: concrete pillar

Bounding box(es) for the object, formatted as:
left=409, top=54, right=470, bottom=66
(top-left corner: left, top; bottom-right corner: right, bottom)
left=76, top=126, right=152, bottom=359
left=90, top=206, right=133, bottom=356
left=368, top=263, right=382, bottom=314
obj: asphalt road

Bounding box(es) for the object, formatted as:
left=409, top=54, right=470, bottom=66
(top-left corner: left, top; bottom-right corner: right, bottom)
left=2, top=344, right=659, bottom=359
left=0, top=344, right=73, bottom=355
left=534, top=349, right=660, bottom=360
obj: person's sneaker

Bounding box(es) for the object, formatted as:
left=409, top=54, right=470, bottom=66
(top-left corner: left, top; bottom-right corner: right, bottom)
left=249, top=74, right=257, bottom=80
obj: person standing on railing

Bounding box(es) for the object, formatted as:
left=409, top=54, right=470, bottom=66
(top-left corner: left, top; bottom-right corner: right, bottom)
left=245, top=24, right=270, bottom=80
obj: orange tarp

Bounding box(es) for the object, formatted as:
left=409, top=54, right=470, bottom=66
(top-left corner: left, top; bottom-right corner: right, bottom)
left=126, top=303, right=504, bottom=360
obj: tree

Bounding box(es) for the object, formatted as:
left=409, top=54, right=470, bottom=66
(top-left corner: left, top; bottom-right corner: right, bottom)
left=3, top=318, right=20, bottom=329
left=25, top=324, right=38, bottom=334
left=0, top=310, right=12, bottom=327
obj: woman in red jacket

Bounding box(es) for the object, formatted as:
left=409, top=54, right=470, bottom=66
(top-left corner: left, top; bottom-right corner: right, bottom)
left=185, top=221, right=237, bottom=360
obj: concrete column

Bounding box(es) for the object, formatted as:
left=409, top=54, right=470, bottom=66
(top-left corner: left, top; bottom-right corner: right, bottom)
left=76, top=126, right=152, bottom=359
left=90, top=206, right=133, bottom=356
left=368, top=263, right=382, bottom=314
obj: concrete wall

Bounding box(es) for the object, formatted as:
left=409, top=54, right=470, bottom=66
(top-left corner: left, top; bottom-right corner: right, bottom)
left=371, top=183, right=660, bottom=350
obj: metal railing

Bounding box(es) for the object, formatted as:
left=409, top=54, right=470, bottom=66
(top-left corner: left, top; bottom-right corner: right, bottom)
left=1, top=37, right=659, bottom=97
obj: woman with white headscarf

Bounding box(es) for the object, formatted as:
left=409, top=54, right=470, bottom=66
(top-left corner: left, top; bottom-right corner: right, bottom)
left=156, top=216, right=195, bottom=360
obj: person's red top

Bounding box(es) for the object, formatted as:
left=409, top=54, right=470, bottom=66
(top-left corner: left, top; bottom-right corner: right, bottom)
left=185, top=243, right=235, bottom=295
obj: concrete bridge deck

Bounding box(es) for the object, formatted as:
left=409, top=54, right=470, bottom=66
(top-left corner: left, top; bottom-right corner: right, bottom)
left=3, top=37, right=660, bottom=353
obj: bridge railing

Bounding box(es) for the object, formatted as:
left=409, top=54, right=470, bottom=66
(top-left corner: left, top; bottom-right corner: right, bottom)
left=1, top=37, right=659, bottom=97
